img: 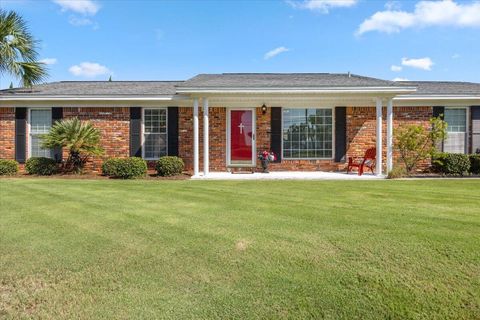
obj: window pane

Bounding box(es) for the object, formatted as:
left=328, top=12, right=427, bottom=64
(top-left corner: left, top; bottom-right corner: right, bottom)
left=282, top=108, right=333, bottom=159
left=30, top=109, right=52, bottom=158
left=445, top=108, right=466, bottom=133
left=31, top=135, right=52, bottom=158
left=144, top=133, right=167, bottom=159
left=31, top=109, right=51, bottom=133
left=144, top=109, right=167, bottom=133
left=143, top=108, right=167, bottom=159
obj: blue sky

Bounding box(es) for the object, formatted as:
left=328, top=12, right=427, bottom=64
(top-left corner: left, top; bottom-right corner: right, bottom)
left=1, top=0, right=480, bottom=88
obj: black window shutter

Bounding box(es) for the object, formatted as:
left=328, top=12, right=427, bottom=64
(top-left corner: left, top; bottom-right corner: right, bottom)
left=433, top=106, right=445, bottom=152
left=471, top=106, right=480, bottom=154
left=130, top=107, right=142, bottom=157
left=15, top=108, right=27, bottom=163
left=270, top=107, right=282, bottom=163
left=167, top=107, right=179, bottom=156
left=52, top=107, right=63, bottom=162
left=335, top=107, right=347, bottom=162
left=432, top=106, right=444, bottom=119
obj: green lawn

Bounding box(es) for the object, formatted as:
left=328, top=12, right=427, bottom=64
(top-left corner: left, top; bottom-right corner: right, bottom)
left=0, top=179, right=479, bottom=319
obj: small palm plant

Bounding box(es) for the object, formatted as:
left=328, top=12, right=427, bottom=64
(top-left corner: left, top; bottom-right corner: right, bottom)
left=41, top=118, right=104, bottom=173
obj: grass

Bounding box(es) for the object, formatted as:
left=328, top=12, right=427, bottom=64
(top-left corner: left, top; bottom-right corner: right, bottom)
left=0, top=178, right=479, bottom=319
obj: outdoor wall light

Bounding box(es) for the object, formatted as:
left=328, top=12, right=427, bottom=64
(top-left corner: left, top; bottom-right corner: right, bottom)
left=261, top=103, right=267, bottom=115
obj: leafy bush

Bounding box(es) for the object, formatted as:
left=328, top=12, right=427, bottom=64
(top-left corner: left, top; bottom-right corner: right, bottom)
left=0, top=159, right=18, bottom=175
left=102, top=157, right=147, bottom=179
left=469, top=154, right=480, bottom=175
left=25, top=157, right=58, bottom=175
left=395, top=117, right=447, bottom=173
left=387, top=166, right=407, bottom=179
left=156, top=156, right=184, bottom=177
left=433, top=153, right=470, bottom=176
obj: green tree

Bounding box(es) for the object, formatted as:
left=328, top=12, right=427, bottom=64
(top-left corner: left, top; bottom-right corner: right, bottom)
left=41, top=118, right=104, bottom=173
left=395, top=117, right=447, bottom=173
left=0, top=10, right=48, bottom=87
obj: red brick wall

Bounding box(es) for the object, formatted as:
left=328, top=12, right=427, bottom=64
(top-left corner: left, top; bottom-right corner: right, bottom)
left=0, top=108, right=15, bottom=160
left=346, top=106, right=432, bottom=170
left=63, top=107, right=130, bottom=171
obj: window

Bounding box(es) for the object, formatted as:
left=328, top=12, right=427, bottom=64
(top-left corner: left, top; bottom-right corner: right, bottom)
left=29, top=109, right=52, bottom=158
left=143, top=108, right=167, bottom=159
left=444, top=108, right=467, bottom=153
left=282, top=108, right=333, bottom=159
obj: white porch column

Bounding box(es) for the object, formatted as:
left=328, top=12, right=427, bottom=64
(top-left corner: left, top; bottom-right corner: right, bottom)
left=375, top=98, right=383, bottom=176
left=193, top=98, right=199, bottom=177
left=203, top=98, right=209, bottom=176
left=386, top=98, right=394, bottom=173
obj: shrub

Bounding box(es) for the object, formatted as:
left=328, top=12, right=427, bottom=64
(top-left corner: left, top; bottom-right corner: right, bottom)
left=102, top=157, right=147, bottom=179
left=387, top=166, right=407, bottom=179
left=469, top=154, right=480, bottom=175
left=395, top=117, right=447, bottom=173
left=433, top=153, right=470, bottom=176
left=25, top=157, right=58, bottom=175
left=41, top=118, right=103, bottom=173
left=156, top=156, right=184, bottom=177
left=0, top=159, right=18, bottom=175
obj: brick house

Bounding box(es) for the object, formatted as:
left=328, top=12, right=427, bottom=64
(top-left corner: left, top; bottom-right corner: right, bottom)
left=1, top=73, right=479, bottom=175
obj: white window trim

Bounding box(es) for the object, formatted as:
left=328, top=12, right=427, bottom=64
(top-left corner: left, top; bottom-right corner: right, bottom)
left=281, top=107, right=335, bottom=160
left=27, top=107, right=53, bottom=159
left=444, top=106, right=469, bottom=154
left=141, top=107, right=168, bottom=160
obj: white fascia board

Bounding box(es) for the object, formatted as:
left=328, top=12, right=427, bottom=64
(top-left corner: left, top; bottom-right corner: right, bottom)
left=0, top=95, right=189, bottom=101
left=394, top=95, right=480, bottom=101
left=176, top=86, right=417, bottom=94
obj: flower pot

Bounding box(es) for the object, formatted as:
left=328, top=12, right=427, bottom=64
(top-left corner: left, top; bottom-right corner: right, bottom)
left=261, top=159, right=269, bottom=173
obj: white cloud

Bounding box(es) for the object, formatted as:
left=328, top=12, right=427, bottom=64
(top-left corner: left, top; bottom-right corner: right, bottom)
left=53, top=0, right=100, bottom=15
left=287, top=0, right=357, bottom=13
left=69, top=62, right=110, bottom=77
left=401, top=57, right=434, bottom=70
left=68, top=16, right=94, bottom=26
left=356, top=0, right=480, bottom=35
left=390, top=65, right=402, bottom=72
left=393, top=77, right=409, bottom=81
left=39, top=58, right=57, bottom=65
left=452, top=53, right=461, bottom=59
left=264, top=47, right=290, bottom=60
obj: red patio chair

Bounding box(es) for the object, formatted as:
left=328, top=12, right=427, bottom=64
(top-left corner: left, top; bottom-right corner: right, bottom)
left=347, top=147, right=376, bottom=176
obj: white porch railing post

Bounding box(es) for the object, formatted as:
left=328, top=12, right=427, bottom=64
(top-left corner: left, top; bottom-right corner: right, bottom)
left=376, top=98, right=383, bottom=176
left=193, top=98, right=199, bottom=177
left=203, top=98, right=209, bottom=176
left=386, top=98, right=394, bottom=173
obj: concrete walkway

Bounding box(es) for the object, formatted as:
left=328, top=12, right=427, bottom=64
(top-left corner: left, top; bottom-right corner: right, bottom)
left=191, top=171, right=383, bottom=180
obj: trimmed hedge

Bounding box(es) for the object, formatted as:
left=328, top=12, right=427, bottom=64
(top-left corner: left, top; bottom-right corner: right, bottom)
left=102, top=157, right=147, bottom=179
left=434, top=153, right=470, bottom=176
left=156, top=156, right=184, bottom=177
left=470, top=154, right=480, bottom=175
left=0, top=159, right=18, bottom=176
left=25, top=157, right=58, bottom=175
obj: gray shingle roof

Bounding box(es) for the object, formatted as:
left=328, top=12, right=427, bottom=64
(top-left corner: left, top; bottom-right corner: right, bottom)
left=0, top=81, right=182, bottom=96
left=398, top=81, right=480, bottom=95
left=178, top=73, right=402, bottom=88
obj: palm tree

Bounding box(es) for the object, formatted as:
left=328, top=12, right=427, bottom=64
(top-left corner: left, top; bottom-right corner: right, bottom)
left=41, top=118, right=104, bottom=173
left=0, top=9, right=48, bottom=87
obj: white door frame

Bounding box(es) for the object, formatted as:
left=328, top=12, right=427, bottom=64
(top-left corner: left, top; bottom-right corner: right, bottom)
left=226, top=108, right=256, bottom=167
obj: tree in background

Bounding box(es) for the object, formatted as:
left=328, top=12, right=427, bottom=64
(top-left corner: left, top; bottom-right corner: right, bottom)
left=0, top=9, right=48, bottom=87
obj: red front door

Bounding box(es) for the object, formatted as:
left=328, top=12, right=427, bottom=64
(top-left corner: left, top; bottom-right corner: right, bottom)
left=230, top=110, right=254, bottom=165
